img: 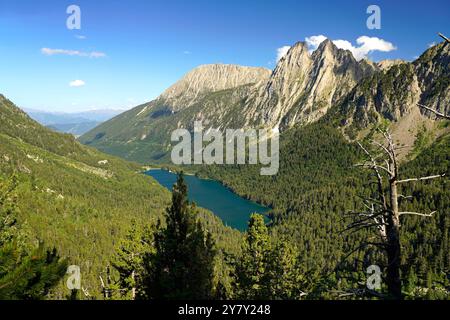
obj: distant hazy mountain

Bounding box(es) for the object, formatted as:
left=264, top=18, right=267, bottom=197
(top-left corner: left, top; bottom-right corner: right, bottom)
left=24, top=109, right=124, bottom=136
left=47, top=122, right=100, bottom=137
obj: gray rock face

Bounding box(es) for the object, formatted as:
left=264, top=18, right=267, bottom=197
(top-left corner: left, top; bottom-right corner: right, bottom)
left=243, top=39, right=378, bottom=130
left=414, top=42, right=450, bottom=117
left=141, top=40, right=379, bottom=131
left=377, top=59, right=406, bottom=71
left=79, top=41, right=449, bottom=164
left=335, top=42, right=449, bottom=132
left=157, top=64, right=271, bottom=112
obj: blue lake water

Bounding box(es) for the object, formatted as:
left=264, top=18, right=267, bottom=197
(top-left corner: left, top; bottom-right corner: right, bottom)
left=145, top=169, right=269, bottom=231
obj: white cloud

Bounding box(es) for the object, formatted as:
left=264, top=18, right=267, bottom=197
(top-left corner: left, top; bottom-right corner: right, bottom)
left=89, top=51, right=107, bottom=58
left=304, top=35, right=396, bottom=61
left=69, top=80, right=85, bottom=87
left=276, top=46, right=291, bottom=62
left=75, top=35, right=87, bottom=40
left=42, top=48, right=82, bottom=56
left=305, top=35, right=327, bottom=53
left=352, top=36, right=397, bottom=60
left=332, top=39, right=354, bottom=51
left=183, top=50, right=192, bottom=55
left=41, top=48, right=106, bottom=58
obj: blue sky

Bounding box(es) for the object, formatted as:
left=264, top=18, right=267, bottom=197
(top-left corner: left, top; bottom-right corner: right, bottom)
left=0, top=0, right=448, bottom=112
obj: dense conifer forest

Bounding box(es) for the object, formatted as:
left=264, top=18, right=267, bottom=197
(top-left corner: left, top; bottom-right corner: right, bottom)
left=197, top=121, right=450, bottom=299
left=0, top=88, right=449, bottom=300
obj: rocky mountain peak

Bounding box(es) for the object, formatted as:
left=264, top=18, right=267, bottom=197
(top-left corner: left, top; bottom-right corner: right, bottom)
left=335, top=41, right=449, bottom=139
left=158, top=63, right=271, bottom=111
left=280, top=42, right=310, bottom=62
left=79, top=40, right=449, bottom=165
left=377, top=59, right=406, bottom=71
left=312, top=39, right=358, bottom=67
left=314, top=38, right=337, bottom=55
left=269, top=42, right=312, bottom=87
left=246, top=38, right=377, bottom=129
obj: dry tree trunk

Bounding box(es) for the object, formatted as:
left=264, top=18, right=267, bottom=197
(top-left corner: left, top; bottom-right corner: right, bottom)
left=352, top=130, right=444, bottom=299
left=386, top=178, right=401, bottom=299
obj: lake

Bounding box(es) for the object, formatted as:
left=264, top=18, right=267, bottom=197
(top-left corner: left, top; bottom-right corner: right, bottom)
left=145, top=169, right=269, bottom=231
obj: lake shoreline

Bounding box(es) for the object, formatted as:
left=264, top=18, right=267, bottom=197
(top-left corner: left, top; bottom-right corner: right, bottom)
left=145, top=168, right=270, bottom=231
left=143, top=165, right=272, bottom=210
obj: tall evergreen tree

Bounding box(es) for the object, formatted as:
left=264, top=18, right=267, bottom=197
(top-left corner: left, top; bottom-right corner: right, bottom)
left=142, top=173, right=216, bottom=299
left=234, top=214, right=271, bottom=299
left=264, top=241, right=306, bottom=300
left=112, top=222, right=155, bottom=299
left=235, top=215, right=307, bottom=300
left=0, top=175, right=67, bottom=300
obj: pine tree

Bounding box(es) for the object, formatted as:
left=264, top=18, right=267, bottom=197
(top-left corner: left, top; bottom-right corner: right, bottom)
left=264, top=241, right=306, bottom=300
left=142, top=172, right=216, bottom=299
left=234, top=214, right=271, bottom=299
left=0, top=175, right=67, bottom=300
left=234, top=215, right=308, bottom=300
left=112, top=222, right=155, bottom=299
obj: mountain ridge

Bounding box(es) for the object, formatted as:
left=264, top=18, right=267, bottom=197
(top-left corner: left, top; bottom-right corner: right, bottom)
left=79, top=40, right=449, bottom=164
left=157, top=63, right=271, bottom=112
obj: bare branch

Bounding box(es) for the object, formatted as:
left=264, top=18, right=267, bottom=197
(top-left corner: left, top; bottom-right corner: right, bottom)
left=341, top=221, right=388, bottom=235
left=372, top=140, right=393, bottom=163
left=355, top=163, right=391, bottom=175
left=386, top=131, right=399, bottom=178
left=438, top=32, right=450, bottom=44
left=418, top=103, right=450, bottom=120
left=400, top=211, right=436, bottom=217
left=357, top=141, right=372, bottom=158
left=398, top=174, right=445, bottom=184
left=356, top=142, right=388, bottom=208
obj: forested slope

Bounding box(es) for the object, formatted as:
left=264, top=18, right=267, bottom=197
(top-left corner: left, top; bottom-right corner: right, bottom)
left=197, top=121, right=449, bottom=297
left=0, top=95, right=240, bottom=298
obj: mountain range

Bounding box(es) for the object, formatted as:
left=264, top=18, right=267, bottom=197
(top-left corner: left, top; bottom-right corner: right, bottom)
left=25, top=109, right=124, bottom=137
left=78, top=38, right=449, bottom=298
left=1, top=36, right=448, bottom=299
left=79, top=40, right=449, bottom=163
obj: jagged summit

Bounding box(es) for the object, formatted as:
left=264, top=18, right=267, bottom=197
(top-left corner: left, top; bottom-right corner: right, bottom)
left=158, top=63, right=271, bottom=111
left=333, top=41, right=449, bottom=140
left=246, top=37, right=377, bottom=129
left=278, top=41, right=309, bottom=62
left=313, top=38, right=338, bottom=54
left=377, top=59, right=406, bottom=71
left=80, top=41, right=449, bottom=164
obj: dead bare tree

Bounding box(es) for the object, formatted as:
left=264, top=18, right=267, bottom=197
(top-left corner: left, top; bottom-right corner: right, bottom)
left=349, top=129, right=445, bottom=299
